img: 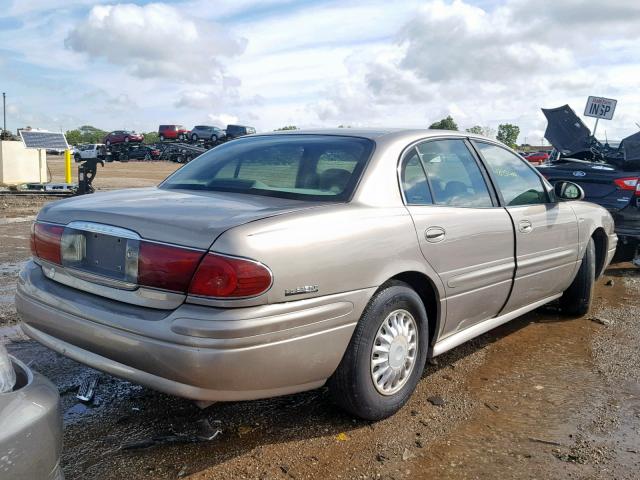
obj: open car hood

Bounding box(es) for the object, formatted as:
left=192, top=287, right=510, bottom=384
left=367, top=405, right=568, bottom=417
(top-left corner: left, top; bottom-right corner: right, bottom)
left=542, top=105, right=593, bottom=156
left=542, top=104, right=640, bottom=167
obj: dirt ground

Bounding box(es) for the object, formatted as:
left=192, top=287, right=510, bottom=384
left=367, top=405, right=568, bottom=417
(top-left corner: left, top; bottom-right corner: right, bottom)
left=1, top=157, right=639, bottom=479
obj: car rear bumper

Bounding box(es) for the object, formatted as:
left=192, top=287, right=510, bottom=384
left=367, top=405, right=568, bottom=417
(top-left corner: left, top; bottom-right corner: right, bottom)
left=0, top=356, right=63, bottom=480
left=16, top=261, right=372, bottom=401
left=613, top=203, right=640, bottom=240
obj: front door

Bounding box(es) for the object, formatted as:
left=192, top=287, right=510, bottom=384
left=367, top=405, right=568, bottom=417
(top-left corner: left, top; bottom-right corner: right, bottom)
left=401, top=138, right=516, bottom=338
left=472, top=141, right=580, bottom=313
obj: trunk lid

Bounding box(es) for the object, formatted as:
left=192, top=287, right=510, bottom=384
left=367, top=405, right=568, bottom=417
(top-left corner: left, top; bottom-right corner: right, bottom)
left=38, top=187, right=322, bottom=250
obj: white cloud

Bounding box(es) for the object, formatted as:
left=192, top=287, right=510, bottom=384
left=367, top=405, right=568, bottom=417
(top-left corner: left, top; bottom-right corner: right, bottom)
left=207, top=113, right=238, bottom=126
left=65, top=3, right=247, bottom=83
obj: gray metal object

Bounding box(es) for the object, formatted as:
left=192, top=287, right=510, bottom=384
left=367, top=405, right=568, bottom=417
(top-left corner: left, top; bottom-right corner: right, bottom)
left=0, top=355, right=63, bottom=480
left=16, top=129, right=616, bottom=406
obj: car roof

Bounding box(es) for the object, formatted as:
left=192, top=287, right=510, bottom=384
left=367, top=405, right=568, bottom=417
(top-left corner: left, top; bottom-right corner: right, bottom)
left=261, top=128, right=496, bottom=145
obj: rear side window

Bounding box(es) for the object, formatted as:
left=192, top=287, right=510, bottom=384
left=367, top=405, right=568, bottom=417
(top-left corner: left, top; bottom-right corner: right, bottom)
left=161, top=135, right=374, bottom=201
left=401, top=149, right=432, bottom=205
left=415, top=139, right=493, bottom=207
left=474, top=142, right=549, bottom=206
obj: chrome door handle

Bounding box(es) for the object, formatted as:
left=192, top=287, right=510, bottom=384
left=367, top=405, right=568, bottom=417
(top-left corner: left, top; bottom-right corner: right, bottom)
left=425, top=226, right=446, bottom=243
left=518, top=219, right=533, bottom=233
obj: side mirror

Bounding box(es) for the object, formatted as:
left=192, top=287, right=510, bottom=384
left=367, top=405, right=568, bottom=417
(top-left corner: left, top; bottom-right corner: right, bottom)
left=555, top=181, right=585, bottom=201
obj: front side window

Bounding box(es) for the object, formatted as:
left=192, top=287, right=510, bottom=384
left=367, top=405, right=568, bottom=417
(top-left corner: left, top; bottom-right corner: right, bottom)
left=161, top=135, right=374, bottom=201
left=474, top=142, right=548, bottom=206
left=415, top=139, right=493, bottom=207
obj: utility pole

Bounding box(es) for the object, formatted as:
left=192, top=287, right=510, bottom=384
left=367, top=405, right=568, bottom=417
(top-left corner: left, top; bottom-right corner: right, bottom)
left=2, top=92, right=5, bottom=134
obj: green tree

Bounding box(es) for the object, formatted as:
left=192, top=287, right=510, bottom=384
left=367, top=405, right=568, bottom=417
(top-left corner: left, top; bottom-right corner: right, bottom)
left=65, top=125, right=107, bottom=145
left=496, top=124, right=520, bottom=148
left=65, top=129, right=82, bottom=145
left=429, top=115, right=458, bottom=131
left=143, top=132, right=159, bottom=144
left=274, top=125, right=298, bottom=131
left=466, top=125, right=495, bottom=138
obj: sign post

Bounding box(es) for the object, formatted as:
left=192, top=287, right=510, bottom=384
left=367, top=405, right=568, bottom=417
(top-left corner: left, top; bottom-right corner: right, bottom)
left=584, top=96, right=617, bottom=138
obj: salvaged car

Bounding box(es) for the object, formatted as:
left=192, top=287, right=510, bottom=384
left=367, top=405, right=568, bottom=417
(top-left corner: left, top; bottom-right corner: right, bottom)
left=539, top=105, right=640, bottom=264
left=16, top=130, right=617, bottom=420
left=0, top=346, right=63, bottom=480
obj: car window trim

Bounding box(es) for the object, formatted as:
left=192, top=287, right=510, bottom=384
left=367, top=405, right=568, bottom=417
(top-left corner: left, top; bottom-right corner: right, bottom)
left=469, top=139, right=553, bottom=206
left=397, top=136, right=501, bottom=209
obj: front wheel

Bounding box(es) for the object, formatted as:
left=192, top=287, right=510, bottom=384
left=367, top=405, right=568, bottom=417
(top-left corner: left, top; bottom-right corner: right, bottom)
left=329, top=282, right=428, bottom=420
left=192, top=134, right=198, bottom=141
left=560, top=237, right=595, bottom=316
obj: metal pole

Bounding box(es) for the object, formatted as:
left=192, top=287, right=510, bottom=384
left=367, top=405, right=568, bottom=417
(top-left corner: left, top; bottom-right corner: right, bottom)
left=2, top=92, right=5, bottom=133
left=64, top=149, right=72, bottom=184
left=593, top=117, right=599, bottom=139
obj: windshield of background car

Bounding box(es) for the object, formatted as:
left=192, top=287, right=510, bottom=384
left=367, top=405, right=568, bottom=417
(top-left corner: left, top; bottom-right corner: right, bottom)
left=160, top=135, right=375, bottom=201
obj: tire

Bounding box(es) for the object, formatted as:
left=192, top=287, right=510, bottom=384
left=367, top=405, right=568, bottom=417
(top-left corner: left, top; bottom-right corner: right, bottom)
left=124, top=137, right=129, bottom=143
left=144, top=153, right=151, bottom=161
left=560, top=237, right=595, bottom=316
left=211, top=134, right=217, bottom=142
left=192, top=134, right=198, bottom=141
left=329, top=281, right=429, bottom=420
left=159, top=135, right=165, bottom=142
left=121, top=154, right=129, bottom=162
left=106, top=140, right=111, bottom=146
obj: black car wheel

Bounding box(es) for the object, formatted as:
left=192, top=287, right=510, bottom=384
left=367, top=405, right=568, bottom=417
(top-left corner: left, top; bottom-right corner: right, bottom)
left=329, top=281, right=428, bottom=420
left=124, top=137, right=129, bottom=143
left=560, top=237, right=595, bottom=316
left=192, top=134, right=198, bottom=141
left=159, top=135, right=165, bottom=142
left=105, top=140, right=111, bottom=146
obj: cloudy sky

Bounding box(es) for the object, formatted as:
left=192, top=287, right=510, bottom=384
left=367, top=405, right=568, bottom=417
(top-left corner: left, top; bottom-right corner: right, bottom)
left=1, top=0, right=639, bottom=144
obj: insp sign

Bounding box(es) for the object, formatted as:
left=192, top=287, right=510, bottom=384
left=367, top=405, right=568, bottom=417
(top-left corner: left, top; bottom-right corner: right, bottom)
left=584, top=96, right=617, bottom=120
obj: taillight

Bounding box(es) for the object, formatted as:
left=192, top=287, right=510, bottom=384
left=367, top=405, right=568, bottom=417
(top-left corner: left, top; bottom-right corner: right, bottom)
left=614, top=177, right=639, bottom=193
left=189, top=253, right=272, bottom=298
left=32, top=223, right=64, bottom=264
left=138, top=242, right=204, bottom=292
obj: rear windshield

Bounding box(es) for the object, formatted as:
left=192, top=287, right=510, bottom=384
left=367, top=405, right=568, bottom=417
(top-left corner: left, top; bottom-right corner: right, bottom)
left=160, top=135, right=374, bottom=201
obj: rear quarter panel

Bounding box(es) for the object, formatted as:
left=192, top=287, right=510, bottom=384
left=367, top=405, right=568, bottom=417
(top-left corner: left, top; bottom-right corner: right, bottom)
left=568, top=200, right=616, bottom=266
left=211, top=203, right=446, bottom=309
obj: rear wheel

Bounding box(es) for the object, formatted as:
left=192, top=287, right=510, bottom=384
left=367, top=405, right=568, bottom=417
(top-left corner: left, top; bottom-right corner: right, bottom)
left=329, top=282, right=428, bottom=420
left=560, top=237, right=595, bottom=316
left=192, top=134, right=198, bottom=141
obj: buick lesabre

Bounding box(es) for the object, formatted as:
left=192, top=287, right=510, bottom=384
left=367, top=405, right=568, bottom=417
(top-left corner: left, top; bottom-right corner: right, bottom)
left=16, top=130, right=617, bottom=420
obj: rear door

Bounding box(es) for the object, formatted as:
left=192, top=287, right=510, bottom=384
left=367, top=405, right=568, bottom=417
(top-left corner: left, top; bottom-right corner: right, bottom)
left=473, top=141, right=580, bottom=313
left=401, top=138, right=515, bottom=338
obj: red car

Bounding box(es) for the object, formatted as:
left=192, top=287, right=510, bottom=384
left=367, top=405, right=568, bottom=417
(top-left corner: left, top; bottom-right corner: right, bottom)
left=103, top=130, right=144, bottom=146
left=159, top=125, right=189, bottom=141
left=524, top=151, right=550, bottom=164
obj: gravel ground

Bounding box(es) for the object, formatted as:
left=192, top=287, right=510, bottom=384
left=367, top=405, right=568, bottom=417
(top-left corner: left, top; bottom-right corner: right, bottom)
left=1, top=157, right=639, bottom=479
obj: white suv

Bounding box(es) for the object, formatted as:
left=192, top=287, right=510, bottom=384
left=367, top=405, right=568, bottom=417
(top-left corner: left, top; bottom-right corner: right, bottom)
left=74, top=144, right=105, bottom=162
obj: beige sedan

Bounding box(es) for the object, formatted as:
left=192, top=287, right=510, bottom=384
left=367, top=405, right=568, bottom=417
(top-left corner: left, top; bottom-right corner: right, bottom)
left=17, top=129, right=617, bottom=420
